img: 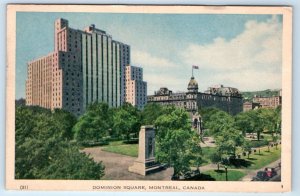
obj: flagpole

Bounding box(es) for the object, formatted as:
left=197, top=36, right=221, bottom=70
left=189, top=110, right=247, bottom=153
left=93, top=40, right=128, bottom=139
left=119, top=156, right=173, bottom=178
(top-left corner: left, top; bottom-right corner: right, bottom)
left=192, top=66, right=194, bottom=77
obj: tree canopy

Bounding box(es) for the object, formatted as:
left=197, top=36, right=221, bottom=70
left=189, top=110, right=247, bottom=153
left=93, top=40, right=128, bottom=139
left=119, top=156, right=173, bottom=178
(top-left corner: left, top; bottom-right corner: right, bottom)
left=113, top=103, right=141, bottom=140
left=15, top=106, right=105, bottom=179
left=154, top=106, right=202, bottom=177
left=201, top=108, right=245, bottom=161
left=234, top=107, right=281, bottom=140
left=73, top=102, right=113, bottom=144
left=141, top=103, right=163, bottom=125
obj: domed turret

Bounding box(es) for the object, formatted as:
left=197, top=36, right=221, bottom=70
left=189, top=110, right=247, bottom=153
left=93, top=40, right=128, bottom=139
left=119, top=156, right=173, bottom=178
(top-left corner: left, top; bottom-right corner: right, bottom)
left=187, top=76, right=198, bottom=93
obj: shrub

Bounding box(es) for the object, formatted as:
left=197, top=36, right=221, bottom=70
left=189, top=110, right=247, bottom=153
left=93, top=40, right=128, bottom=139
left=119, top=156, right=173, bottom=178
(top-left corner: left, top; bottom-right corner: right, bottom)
left=123, top=138, right=139, bottom=144
left=80, top=140, right=109, bottom=147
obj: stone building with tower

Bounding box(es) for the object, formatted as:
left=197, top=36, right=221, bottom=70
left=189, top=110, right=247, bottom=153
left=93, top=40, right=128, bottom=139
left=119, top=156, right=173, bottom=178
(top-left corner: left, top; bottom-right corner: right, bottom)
left=147, top=76, right=243, bottom=116
left=26, top=18, right=145, bottom=116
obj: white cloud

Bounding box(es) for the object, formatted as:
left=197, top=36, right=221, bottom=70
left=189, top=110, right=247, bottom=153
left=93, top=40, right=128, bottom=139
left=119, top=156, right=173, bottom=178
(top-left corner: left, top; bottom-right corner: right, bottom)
left=181, top=15, right=282, bottom=91
left=132, top=50, right=189, bottom=94
left=132, top=50, right=178, bottom=70
left=144, top=73, right=187, bottom=94
left=201, top=69, right=281, bottom=91
left=130, top=16, right=283, bottom=94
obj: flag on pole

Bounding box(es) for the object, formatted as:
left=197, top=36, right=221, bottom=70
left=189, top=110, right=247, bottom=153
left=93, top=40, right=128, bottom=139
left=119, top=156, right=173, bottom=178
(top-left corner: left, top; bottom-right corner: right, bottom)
left=192, top=65, right=199, bottom=69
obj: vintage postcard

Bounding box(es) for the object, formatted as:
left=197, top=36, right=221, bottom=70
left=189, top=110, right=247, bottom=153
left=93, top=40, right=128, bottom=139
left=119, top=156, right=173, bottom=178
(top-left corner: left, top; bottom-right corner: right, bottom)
left=6, top=4, right=292, bottom=192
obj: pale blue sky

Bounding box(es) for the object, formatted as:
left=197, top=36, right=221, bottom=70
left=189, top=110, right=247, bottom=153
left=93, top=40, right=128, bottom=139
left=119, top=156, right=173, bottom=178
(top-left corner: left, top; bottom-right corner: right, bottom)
left=16, top=12, right=282, bottom=99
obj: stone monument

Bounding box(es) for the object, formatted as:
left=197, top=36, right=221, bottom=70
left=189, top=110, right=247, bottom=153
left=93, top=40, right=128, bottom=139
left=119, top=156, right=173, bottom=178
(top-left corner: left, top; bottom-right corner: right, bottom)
left=192, top=112, right=203, bottom=135
left=128, top=125, right=164, bottom=176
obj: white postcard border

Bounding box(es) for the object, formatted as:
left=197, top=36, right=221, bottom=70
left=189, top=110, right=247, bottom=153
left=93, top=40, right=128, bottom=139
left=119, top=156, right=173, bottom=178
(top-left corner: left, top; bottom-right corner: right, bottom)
left=6, top=4, right=292, bottom=192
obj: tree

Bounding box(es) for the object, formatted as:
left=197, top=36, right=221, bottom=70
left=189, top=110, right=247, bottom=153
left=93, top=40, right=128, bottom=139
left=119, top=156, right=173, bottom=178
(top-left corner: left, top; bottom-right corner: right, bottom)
left=234, top=111, right=254, bottom=136
left=199, top=107, right=220, bottom=123
left=154, top=106, right=202, bottom=178
left=209, top=152, right=222, bottom=171
left=52, top=109, right=77, bottom=140
left=241, top=109, right=263, bottom=141
left=15, top=106, right=105, bottom=179
left=37, top=142, right=105, bottom=179
left=113, top=103, right=141, bottom=140
left=204, top=110, right=235, bottom=136
left=73, top=102, right=113, bottom=143
left=273, top=106, right=282, bottom=141
left=248, top=108, right=275, bottom=141
left=215, top=128, right=245, bottom=159
left=201, top=108, right=245, bottom=162
left=234, top=108, right=281, bottom=141
left=243, top=141, right=252, bottom=159
left=141, top=103, right=163, bottom=125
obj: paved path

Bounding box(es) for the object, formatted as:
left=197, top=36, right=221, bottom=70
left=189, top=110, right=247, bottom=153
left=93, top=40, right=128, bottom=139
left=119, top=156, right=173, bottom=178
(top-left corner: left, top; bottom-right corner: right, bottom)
left=191, top=163, right=218, bottom=172
left=83, top=147, right=173, bottom=180
left=241, top=159, right=281, bottom=181
left=200, top=137, right=216, bottom=147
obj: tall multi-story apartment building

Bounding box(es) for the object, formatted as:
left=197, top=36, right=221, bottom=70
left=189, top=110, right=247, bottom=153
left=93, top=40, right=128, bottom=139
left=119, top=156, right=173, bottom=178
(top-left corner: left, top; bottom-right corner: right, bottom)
left=26, top=18, right=131, bottom=116
left=26, top=49, right=83, bottom=115
left=125, top=65, right=147, bottom=109
left=120, top=44, right=131, bottom=104
left=81, top=24, right=130, bottom=109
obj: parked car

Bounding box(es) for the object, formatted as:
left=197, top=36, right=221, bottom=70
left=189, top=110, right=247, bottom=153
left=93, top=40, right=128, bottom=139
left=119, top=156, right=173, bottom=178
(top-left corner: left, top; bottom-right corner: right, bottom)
left=252, top=171, right=269, bottom=181
left=265, top=167, right=277, bottom=178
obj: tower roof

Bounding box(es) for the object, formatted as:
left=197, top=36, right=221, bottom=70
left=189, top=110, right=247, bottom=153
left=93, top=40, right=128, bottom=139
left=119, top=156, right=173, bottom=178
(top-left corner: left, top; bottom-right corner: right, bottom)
left=187, top=76, right=198, bottom=92
left=188, top=76, right=198, bottom=86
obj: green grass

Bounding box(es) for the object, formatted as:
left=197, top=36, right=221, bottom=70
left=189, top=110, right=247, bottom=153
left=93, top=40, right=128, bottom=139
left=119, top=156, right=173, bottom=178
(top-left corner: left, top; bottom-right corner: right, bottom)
left=107, top=141, right=124, bottom=146
left=246, top=145, right=281, bottom=169
left=202, top=169, right=246, bottom=181
left=260, top=134, right=273, bottom=141
left=102, top=142, right=138, bottom=157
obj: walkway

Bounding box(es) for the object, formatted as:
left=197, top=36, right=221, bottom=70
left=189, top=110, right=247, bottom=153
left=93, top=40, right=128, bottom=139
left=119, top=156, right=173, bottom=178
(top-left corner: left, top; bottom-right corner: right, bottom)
left=200, top=137, right=216, bottom=147
left=83, top=147, right=173, bottom=180
left=241, top=159, right=281, bottom=181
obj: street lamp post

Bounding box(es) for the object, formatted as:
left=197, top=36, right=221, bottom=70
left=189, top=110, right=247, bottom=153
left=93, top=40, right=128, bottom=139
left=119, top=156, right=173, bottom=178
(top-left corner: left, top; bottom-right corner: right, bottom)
left=225, top=166, right=228, bottom=181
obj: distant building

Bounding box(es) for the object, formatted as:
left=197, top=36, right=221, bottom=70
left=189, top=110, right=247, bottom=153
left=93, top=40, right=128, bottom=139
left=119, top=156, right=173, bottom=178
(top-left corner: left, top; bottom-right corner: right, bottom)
left=125, top=65, right=147, bottom=109
left=147, top=76, right=243, bottom=115
left=26, top=18, right=131, bottom=116
left=243, top=101, right=261, bottom=112
left=252, top=95, right=282, bottom=109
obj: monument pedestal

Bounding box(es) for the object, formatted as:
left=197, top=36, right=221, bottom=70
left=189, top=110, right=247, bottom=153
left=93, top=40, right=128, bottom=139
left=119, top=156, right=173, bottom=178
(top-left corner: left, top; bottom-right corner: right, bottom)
left=128, top=126, right=165, bottom=176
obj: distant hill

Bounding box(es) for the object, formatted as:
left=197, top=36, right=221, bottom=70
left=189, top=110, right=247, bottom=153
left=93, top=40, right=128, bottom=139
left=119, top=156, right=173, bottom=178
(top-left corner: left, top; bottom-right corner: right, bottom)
left=241, top=89, right=280, bottom=101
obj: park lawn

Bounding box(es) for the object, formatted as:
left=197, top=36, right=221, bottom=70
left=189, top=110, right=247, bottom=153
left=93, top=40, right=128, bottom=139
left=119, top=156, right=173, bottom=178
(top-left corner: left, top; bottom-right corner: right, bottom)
left=247, top=145, right=281, bottom=169
left=107, top=141, right=124, bottom=146
left=102, top=142, right=138, bottom=157
left=202, top=169, right=246, bottom=181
